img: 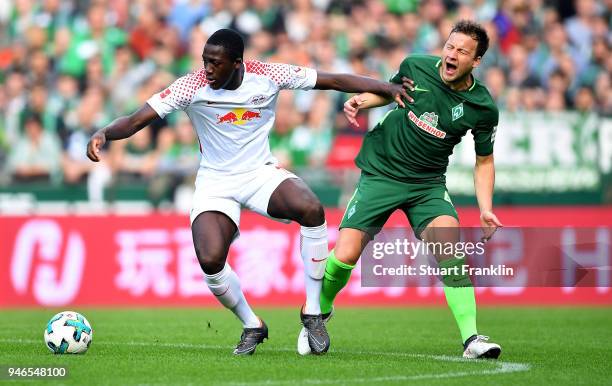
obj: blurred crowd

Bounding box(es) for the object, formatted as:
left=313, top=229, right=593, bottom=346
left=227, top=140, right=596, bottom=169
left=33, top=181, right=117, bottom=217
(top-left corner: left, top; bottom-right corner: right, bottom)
left=0, top=0, right=610, bottom=202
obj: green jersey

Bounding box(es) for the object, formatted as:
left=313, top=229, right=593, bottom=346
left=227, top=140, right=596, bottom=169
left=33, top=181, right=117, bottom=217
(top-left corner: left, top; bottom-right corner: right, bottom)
left=355, top=55, right=498, bottom=182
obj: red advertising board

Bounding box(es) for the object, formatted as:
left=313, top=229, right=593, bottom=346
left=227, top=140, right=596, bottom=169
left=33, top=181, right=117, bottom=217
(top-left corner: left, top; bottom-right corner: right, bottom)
left=1, top=207, right=611, bottom=307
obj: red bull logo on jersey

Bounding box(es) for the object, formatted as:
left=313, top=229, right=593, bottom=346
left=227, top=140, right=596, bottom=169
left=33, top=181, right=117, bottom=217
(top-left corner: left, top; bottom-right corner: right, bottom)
left=216, top=109, right=262, bottom=125
left=408, top=110, right=446, bottom=139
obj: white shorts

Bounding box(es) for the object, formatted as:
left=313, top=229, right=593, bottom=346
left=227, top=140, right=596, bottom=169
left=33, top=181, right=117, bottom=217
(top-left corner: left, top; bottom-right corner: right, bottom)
left=190, top=163, right=299, bottom=232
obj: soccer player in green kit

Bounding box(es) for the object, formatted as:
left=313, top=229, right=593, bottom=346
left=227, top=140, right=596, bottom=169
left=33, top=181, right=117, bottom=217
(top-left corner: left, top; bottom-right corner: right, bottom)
left=299, top=21, right=502, bottom=358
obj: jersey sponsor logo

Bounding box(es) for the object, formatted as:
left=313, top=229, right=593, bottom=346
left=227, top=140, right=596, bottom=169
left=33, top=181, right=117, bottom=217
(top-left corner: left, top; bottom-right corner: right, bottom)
left=408, top=111, right=447, bottom=139
left=217, top=111, right=238, bottom=123
left=451, top=103, right=464, bottom=121
left=216, top=109, right=262, bottom=125
left=160, top=88, right=171, bottom=99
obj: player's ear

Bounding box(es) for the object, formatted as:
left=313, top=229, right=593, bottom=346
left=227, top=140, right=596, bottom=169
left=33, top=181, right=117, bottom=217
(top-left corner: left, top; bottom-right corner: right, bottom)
left=472, top=55, right=482, bottom=69
left=234, top=57, right=243, bottom=68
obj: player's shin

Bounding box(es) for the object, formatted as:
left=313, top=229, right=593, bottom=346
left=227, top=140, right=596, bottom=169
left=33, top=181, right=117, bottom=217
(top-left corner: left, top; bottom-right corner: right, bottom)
left=440, top=257, right=478, bottom=344
left=300, top=222, right=328, bottom=315
left=204, top=263, right=260, bottom=328
left=320, top=250, right=355, bottom=314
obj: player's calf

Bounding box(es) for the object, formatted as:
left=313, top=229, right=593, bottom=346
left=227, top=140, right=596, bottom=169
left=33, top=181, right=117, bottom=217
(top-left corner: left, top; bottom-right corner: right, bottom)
left=296, top=222, right=331, bottom=355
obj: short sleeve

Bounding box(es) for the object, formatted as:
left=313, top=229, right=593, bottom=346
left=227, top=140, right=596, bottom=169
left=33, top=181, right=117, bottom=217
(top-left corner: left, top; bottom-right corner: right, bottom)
left=389, top=57, right=412, bottom=84
left=146, top=70, right=208, bottom=118
left=245, top=60, right=317, bottom=90
left=472, top=107, right=499, bottom=156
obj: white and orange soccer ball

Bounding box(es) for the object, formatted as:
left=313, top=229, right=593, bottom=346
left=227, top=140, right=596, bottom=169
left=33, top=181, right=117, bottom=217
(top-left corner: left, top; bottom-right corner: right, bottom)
left=44, top=311, right=93, bottom=354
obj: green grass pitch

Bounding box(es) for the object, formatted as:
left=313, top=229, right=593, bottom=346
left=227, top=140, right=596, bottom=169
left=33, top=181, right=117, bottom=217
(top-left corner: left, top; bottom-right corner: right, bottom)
left=1, top=307, right=610, bottom=385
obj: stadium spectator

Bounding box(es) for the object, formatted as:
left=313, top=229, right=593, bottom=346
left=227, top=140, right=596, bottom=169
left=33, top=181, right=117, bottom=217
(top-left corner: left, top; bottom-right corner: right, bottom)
left=129, top=6, right=167, bottom=60
left=28, top=50, right=53, bottom=88
left=58, top=3, right=126, bottom=78
left=110, top=126, right=159, bottom=182
left=574, top=86, right=597, bottom=114
left=594, top=72, right=612, bottom=115
left=492, top=0, right=524, bottom=54
left=32, top=0, right=72, bottom=45
left=484, top=66, right=507, bottom=106
left=564, top=0, right=599, bottom=59
left=475, top=22, right=508, bottom=77
left=150, top=113, right=200, bottom=204
left=292, top=92, right=334, bottom=168
left=62, top=86, right=110, bottom=185
left=6, top=114, right=61, bottom=183
left=252, top=0, right=286, bottom=35
left=579, top=37, right=609, bottom=88
left=269, top=92, right=304, bottom=169
left=507, top=44, right=539, bottom=88
left=168, top=0, right=209, bottom=43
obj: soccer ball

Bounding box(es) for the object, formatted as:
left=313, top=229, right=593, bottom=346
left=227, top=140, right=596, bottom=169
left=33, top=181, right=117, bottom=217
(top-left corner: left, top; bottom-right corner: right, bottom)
left=44, top=311, right=93, bottom=354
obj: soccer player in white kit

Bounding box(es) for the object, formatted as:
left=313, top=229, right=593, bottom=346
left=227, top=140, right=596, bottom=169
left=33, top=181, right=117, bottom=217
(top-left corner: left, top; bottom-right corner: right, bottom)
left=87, top=29, right=412, bottom=356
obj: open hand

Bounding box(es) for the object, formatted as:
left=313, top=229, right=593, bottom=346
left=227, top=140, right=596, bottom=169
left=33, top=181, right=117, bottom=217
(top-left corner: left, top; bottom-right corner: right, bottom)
left=344, top=95, right=366, bottom=128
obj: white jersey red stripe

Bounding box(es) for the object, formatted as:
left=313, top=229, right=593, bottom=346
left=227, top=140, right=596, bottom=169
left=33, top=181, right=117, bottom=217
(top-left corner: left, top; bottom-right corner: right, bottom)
left=147, top=60, right=317, bottom=173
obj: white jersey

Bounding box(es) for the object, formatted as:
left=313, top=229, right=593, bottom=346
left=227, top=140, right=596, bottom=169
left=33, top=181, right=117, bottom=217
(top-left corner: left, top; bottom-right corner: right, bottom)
left=147, top=60, right=317, bottom=173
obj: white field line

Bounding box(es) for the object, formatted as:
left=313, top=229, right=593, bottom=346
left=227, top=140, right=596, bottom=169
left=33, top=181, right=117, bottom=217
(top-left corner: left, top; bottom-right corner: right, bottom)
left=0, top=338, right=530, bottom=385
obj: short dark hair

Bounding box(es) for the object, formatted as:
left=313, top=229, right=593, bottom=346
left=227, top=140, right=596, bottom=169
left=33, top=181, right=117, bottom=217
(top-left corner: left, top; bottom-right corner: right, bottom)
left=450, top=20, right=489, bottom=59
left=25, top=113, right=43, bottom=127
left=206, top=29, right=244, bottom=61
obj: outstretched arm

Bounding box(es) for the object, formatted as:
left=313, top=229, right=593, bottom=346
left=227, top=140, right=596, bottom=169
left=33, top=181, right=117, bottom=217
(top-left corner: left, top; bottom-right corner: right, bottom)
left=474, top=153, right=502, bottom=241
left=86, top=104, right=159, bottom=162
left=343, top=93, right=393, bottom=127
left=315, top=72, right=414, bottom=108
left=341, top=76, right=414, bottom=127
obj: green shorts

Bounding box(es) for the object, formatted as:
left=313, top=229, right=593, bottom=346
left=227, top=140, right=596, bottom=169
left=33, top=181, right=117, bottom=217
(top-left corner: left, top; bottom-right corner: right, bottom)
left=340, top=172, right=458, bottom=239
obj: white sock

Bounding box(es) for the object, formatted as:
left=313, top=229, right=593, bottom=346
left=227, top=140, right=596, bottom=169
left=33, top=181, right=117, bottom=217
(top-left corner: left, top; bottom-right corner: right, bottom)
left=204, top=264, right=260, bottom=328
left=300, top=222, right=328, bottom=315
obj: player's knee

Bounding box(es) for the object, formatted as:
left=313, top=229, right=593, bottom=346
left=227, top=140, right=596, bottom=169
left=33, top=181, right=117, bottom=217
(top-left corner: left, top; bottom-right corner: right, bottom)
left=195, top=250, right=226, bottom=274
left=421, top=215, right=460, bottom=243
left=298, top=199, right=325, bottom=227
left=334, top=244, right=361, bottom=266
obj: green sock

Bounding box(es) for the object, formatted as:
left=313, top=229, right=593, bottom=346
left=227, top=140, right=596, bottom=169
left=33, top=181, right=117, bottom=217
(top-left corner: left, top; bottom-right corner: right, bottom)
left=439, top=258, right=477, bottom=344
left=320, top=250, right=355, bottom=314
